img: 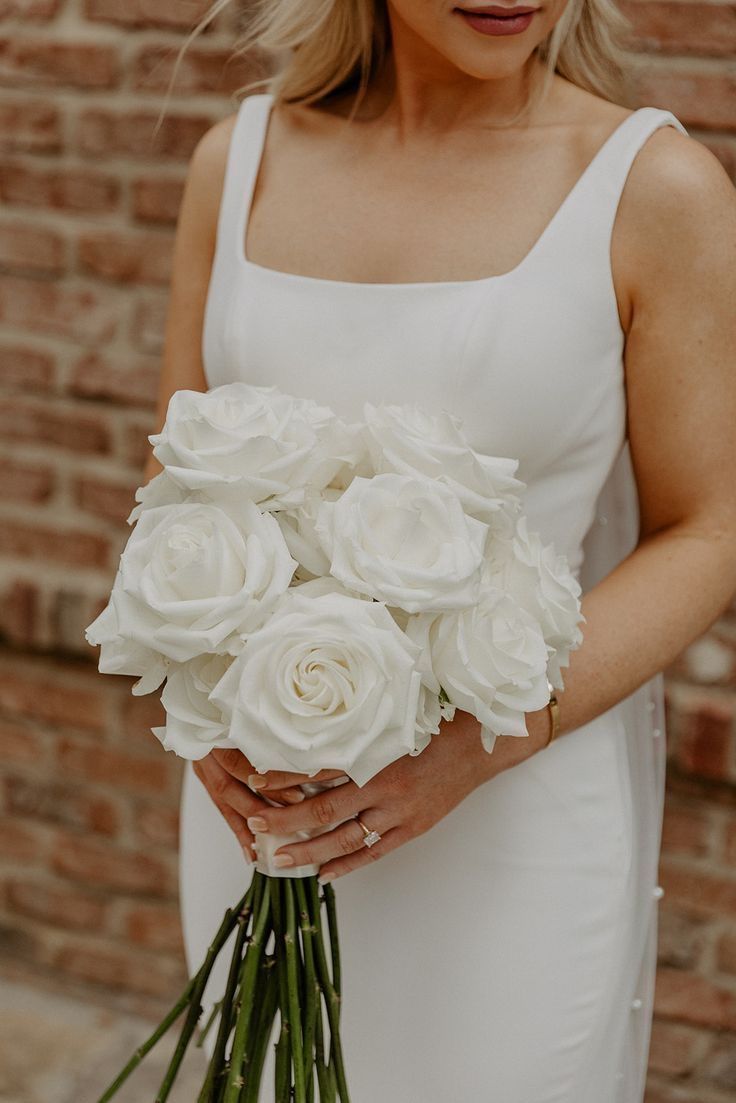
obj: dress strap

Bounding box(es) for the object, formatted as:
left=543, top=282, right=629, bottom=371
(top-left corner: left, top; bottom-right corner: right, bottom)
left=550, top=106, right=690, bottom=267
left=219, top=92, right=273, bottom=266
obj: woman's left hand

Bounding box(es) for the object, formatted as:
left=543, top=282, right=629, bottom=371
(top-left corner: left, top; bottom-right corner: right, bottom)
left=245, top=708, right=550, bottom=883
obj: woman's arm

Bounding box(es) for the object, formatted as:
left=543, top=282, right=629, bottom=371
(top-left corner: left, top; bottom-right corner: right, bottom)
left=241, top=127, right=736, bottom=883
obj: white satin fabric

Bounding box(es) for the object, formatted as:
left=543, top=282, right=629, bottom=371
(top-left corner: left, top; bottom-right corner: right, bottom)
left=180, top=92, right=686, bottom=1101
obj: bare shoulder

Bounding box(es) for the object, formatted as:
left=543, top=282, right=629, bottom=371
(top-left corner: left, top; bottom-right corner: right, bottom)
left=617, top=122, right=736, bottom=274
left=184, top=108, right=241, bottom=227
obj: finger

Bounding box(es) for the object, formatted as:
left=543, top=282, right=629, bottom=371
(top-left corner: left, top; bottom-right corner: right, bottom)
left=317, top=826, right=408, bottom=884
left=211, top=747, right=257, bottom=785
left=197, top=754, right=265, bottom=824
left=249, top=768, right=347, bottom=791
left=193, top=759, right=255, bottom=860
left=246, top=778, right=363, bottom=836
left=271, top=809, right=392, bottom=871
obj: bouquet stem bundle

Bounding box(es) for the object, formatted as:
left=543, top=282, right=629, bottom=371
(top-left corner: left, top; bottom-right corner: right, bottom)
left=95, top=874, right=350, bottom=1103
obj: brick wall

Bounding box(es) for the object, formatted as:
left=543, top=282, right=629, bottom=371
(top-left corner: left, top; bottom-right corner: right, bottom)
left=0, top=0, right=734, bottom=1096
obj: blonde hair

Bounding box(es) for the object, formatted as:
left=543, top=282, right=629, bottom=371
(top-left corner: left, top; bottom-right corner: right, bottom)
left=163, top=0, right=636, bottom=127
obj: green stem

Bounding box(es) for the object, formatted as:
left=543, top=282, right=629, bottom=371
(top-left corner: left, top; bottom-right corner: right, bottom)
left=314, top=998, right=336, bottom=1103
left=284, top=880, right=306, bottom=1103
left=155, top=889, right=254, bottom=1103
left=324, top=883, right=342, bottom=1004
left=95, top=889, right=249, bottom=1103
left=295, top=879, right=317, bottom=1103
left=307, top=881, right=350, bottom=1103
left=221, top=875, right=271, bottom=1103
left=196, top=998, right=223, bottom=1049
left=271, top=880, right=292, bottom=1103
left=243, top=958, right=279, bottom=1103
left=197, top=911, right=250, bottom=1103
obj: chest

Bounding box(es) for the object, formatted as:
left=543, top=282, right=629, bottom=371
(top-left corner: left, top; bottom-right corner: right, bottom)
left=246, top=113, right=630, bottom=287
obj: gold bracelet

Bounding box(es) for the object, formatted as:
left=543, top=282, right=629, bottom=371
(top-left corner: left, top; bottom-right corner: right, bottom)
left=545, top=678, right=560, bottom=747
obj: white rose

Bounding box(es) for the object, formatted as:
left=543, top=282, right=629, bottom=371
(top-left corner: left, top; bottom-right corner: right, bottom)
left=275, top=487, right=337, bottom=581
left=315, top=472, right=488, bottom=614
left=485, top=516, right=584, bottom=689
left=407, top=592, right=551, bottom=753
left=150, top=382, right=361, bottom=507
left=362, top=402, right=524, bottom=525
left=86, top=497, right=296, bottom=670
left=153, top=653, right=236, bottom=759
left=208, top=587, right=424, bottom=787
left=126, top=469, right=187, bottom=525
left=84, top=591, right=168, bottom=695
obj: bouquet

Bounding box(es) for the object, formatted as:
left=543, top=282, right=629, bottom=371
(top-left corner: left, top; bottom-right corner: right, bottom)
left=85, top=382, right=584, bottom=1102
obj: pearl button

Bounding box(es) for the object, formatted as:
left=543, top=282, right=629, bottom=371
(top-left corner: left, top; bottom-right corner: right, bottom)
left=653, top=885, right=664, bottom=900
left=598, top=515, right=608, bottom=526
left=631, top=998, right=643, bottom=1011
left=652, top=727, right=661, bottom=739
left=647, top=700, right=656, bottom=713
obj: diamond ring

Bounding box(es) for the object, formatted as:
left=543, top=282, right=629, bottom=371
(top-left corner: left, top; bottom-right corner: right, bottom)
left=356, top=817, right=382, bottom=848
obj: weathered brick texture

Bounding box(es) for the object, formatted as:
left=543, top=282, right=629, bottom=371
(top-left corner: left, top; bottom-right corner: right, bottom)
left=0, top=1, right=734, bottom=1096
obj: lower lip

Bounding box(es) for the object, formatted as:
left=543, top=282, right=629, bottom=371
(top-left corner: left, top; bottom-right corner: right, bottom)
left=455, top=8, right=536, bottom=35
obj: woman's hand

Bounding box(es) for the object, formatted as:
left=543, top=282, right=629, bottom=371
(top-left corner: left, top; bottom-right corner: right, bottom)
left=242, top=708, right=551, bottom=883
left=192, top=749, right=345, bottom=859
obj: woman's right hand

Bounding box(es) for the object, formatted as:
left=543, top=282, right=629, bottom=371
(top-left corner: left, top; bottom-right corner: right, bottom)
left=193, top=748, right=311, bottom=859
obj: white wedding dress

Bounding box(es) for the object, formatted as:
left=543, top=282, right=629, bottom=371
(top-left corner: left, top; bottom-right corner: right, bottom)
left=180, top=92, right=687, bottom=1101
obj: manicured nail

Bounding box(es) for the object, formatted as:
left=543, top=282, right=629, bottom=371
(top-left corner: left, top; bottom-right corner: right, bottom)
left=318, top=872, right=336, bottom=885
left=284, top=790, right=305, bottom=803
left=248, top=775, right=267, bottom=790
left=273, top=853, right=294, bottom=868
left=247, top=816, right=268, bottom=833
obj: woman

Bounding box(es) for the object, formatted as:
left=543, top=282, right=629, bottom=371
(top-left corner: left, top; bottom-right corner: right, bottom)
left=143, top=0, right=736, bottom=1099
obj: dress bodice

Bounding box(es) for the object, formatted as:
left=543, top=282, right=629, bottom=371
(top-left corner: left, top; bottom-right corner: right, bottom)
left=202, top=92, right=687, bottom=580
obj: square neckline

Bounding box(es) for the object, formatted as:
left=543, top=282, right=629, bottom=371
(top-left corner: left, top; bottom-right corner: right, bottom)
left=237, top=94, right=644, bottom=291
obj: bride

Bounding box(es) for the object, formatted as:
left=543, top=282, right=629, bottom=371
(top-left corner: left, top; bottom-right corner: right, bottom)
left=143, top=0, right=736, bottom=1098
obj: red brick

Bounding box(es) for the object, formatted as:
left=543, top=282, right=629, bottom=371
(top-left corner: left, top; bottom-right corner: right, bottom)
left=134, top=803, right=180, bottom=850
left=0, top=719, right=48, bottom=766
left=0, top=397, right=111, bottom=454
left=77, top=108, right=213, bottom=162
left=0, top=220, right=66, bottom=275
left=622, top=1, right=736, bottom=58
left=0, top=38, right=119, bottom=90
left=0, top=275, right=118, bottom=344
left=2, top=0, right=60, bottom=17
left=0, top=578, right=40, bottom=648
left=0, top=458, right=54, bottom=504
left=0, top=99, right=61, bottom=154
left=77, top=229, right=172, bottom=285
left=50, top=586, right=112, bottom=657
left=132, top=45, right=256, bottom=96
left=657, top=906, right=707, bottom=970
left=131, top=176, right=185, bottom=224
left=6, top=878, right=109, bottom=930
left=83, top=0, right=212, bottom=30
left=659, top=861, right=736, bottom=920
left=53, top=936, right=184, bottom=997
left=717, top=931, right=736, bottom=975
left=52, top=833, right=175, bottom=897
left=661, top=801, right=713, bottom=858
left=74, top=473, right=140, bottom=526
left=0, top=162, right=120, bottom=213
left=635, top=67, right=736, bottom=131
left=654, top=966, right=736, bottom=1031
left=725, top=820, right=736, bottom=865
left=0, top=342, right=54, bottom=391
left=121, top=900, right=184, bottom=952
left=0, top=519, right=110, bottom=568
left=56, top=736, right=174, bottom=797
left=674, top=698, right=734, bottom=782
left=69, top=350, right=160, bottom=408
left=0, top=665, right=108, bottom=734
left=122, top=414, right=157, bottom=471
left=0, top=818, right=48, bottom=864
left=4, top=774, right=122, bottom=836
left=648, top=1019, right=706, bottom=1077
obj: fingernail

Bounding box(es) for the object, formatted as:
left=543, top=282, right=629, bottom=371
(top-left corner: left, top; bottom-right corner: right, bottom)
left=273, top=853, right=294, bottom=868
left=284, top=790, right=305, bottom=803
left=247, top=816, right=268, bottom=833
left=248, top=775, right=267, bottom=790
left=318, top=872, right=336, bottom=885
